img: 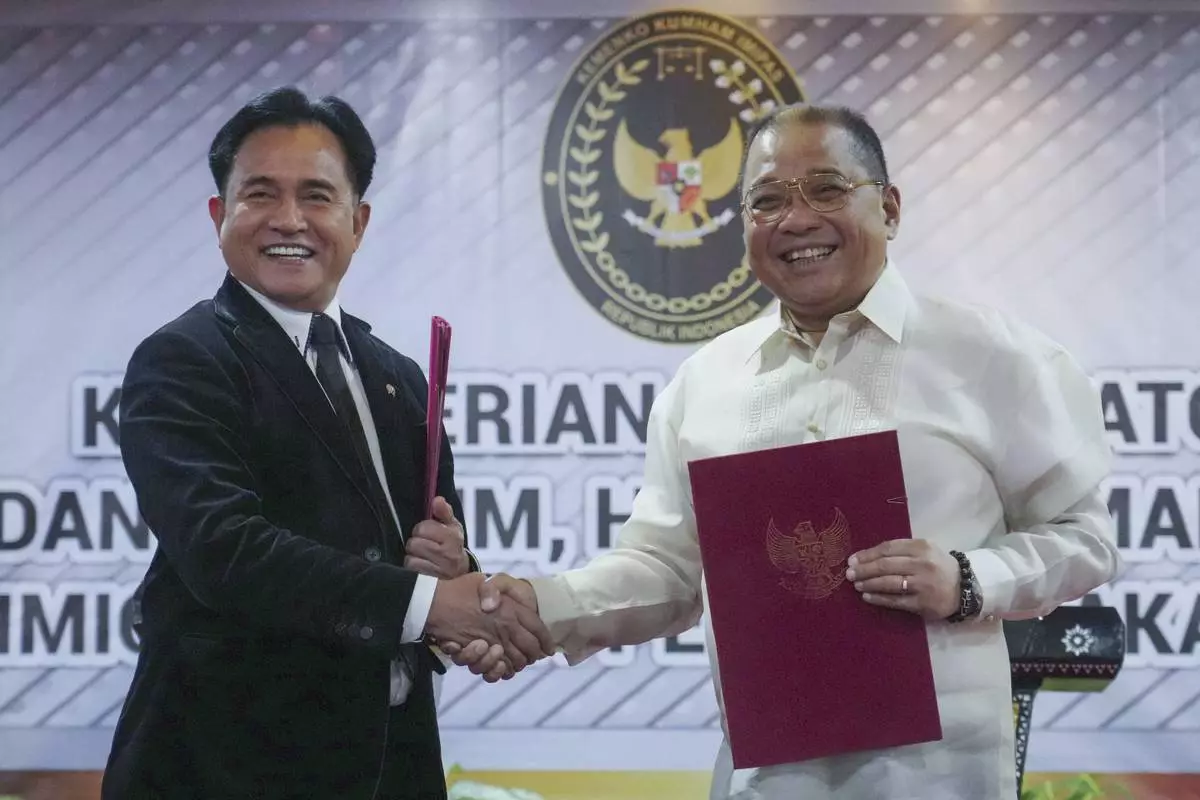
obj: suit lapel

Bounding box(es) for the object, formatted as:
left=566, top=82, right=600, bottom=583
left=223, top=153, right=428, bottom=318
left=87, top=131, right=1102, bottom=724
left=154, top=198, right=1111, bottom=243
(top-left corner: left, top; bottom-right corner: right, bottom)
left=342, top=317, right=423, bottom=525
left=213, top=276, right=372, bottom=501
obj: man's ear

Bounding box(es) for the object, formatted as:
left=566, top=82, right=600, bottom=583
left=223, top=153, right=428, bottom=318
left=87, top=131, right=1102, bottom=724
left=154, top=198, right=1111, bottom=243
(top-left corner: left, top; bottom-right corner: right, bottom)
left=353, top=200, right=372, bottom=249
left=208, top=195, right=226, bottom=243
left=882, top=184, right=901, bottom=241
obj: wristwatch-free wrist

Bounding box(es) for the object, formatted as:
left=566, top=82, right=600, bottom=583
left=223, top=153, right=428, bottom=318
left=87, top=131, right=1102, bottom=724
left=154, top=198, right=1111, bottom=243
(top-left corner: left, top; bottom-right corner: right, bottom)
left=946, top=549, right=983, bottom=623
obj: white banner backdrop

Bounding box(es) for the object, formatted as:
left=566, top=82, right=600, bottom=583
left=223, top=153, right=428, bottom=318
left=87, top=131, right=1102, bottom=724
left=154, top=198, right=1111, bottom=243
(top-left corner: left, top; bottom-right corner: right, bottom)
left=0, top=0, right=1198, bottom=779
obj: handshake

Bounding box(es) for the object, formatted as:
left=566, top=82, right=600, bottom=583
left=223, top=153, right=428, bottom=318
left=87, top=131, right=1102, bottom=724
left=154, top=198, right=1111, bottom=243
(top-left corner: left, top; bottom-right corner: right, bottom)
left=424, top=572, right=552, bottom=682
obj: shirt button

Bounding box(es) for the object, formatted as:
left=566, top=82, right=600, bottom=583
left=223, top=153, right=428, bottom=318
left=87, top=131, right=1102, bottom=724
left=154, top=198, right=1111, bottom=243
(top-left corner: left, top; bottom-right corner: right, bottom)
left=360, top=625, right=375, bottom=640
left=815, top=358, right=828, bottom=370
left=807, top=421, right=821, bottom=435
left=364, top=546, right=381, bottom=562
left=985, top=614, right=995, bottom=623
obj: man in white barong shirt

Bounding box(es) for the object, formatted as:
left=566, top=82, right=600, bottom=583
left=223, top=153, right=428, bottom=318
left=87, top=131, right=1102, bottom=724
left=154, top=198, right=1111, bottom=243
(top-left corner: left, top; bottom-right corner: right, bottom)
left=441, top=103, right=1121, bottom=800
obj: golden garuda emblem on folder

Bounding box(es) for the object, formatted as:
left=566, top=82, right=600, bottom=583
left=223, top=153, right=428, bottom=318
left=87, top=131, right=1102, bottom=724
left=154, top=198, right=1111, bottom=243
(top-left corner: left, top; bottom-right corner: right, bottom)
left=766, top=508, right=851, bottom=600
left=540, top=9, right=805, bottom=344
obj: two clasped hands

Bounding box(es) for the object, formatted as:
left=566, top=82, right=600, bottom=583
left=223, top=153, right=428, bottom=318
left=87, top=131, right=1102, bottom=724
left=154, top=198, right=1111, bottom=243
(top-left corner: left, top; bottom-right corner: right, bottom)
left=408, top=497, right=552, bottom=681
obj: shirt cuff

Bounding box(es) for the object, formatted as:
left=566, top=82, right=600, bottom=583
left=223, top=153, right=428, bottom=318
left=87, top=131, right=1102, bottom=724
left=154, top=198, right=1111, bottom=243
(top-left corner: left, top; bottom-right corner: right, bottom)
left=965, top=547, right=1016, bottom=621
left=527, top=576, right=578, bottom=655
left=401, top=573, right=438, bottom=643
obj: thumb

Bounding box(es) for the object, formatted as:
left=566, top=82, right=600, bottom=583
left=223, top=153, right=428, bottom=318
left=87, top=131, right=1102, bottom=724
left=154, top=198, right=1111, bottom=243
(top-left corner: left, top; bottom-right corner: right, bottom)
left=431, top=495, right=456, bottom=523
left=480, top=576, right=503, bottom=612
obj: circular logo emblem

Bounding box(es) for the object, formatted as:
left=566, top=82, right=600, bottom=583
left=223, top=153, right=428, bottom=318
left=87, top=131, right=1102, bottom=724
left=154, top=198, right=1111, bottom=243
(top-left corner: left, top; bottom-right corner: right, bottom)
left=542, top=10, right=805, bottom=344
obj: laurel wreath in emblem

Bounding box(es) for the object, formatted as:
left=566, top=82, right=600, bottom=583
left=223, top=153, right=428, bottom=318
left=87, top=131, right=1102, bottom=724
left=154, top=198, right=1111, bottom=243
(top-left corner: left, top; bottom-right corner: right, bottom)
left=564, top=58, right=754, bottom=316
left=567, top=59, right=647, bottom=260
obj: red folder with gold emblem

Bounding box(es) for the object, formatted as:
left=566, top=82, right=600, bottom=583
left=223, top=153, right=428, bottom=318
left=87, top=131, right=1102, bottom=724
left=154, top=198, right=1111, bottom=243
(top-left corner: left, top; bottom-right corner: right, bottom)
left=686, top=430, right=942, bottom=769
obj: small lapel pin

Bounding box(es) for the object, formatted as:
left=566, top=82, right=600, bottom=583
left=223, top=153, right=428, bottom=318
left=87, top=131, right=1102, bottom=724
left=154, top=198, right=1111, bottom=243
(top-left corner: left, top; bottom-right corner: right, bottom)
left=386, top=384, right=396, bottom=397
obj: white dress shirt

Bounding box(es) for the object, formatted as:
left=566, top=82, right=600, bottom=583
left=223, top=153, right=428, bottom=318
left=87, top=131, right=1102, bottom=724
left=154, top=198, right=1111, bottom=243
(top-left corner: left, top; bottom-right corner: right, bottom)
left=529, top=262, right=1120, bottom=800
left=239, top=281, right=435, bottom=706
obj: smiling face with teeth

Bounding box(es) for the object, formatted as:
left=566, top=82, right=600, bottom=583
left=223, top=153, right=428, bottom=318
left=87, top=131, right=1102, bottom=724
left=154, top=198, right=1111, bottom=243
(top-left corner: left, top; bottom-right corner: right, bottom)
left=208, top=123, right=371, bottom=312
left=742, top=119, right=900, bottom=332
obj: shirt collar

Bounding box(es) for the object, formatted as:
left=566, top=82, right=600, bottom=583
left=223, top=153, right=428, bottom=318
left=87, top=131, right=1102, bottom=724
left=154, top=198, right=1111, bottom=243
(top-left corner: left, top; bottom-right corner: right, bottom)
left=751, top=259, right=912, bottom=358
left=850, top=260, right=909, bottom=344
left=237, top=280, right=352, bottom=362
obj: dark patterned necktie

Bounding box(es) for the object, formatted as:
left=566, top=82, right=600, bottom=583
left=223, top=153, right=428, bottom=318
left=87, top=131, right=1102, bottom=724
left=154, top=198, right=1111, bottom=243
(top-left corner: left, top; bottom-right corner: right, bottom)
left=309, top=313, right=376, bottom=479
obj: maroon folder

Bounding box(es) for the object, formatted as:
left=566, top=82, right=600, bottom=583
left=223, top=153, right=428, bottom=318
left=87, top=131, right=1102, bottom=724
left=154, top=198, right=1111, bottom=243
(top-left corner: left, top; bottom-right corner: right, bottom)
left=424, top=316, right=452, bottom=519
left=687, top=430, right=942, bottom=769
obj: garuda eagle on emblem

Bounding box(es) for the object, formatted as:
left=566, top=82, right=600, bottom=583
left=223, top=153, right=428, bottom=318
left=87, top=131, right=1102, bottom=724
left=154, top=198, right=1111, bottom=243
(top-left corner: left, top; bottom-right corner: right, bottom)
left=613, top=118, right=743, bottom=248
left=766, top=508, right=852, bottom=600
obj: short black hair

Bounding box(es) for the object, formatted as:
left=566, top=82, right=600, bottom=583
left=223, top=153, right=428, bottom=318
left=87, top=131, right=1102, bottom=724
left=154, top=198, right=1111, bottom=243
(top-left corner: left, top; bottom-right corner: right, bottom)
left=744, top=103, right=889, bottom=184
left=208, top=86, right=376, bottom=199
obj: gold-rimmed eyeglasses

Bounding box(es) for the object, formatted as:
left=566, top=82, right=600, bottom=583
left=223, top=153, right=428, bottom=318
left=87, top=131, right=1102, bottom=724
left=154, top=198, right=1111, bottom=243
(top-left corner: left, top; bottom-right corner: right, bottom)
left=742, top=173, right=886, bottom=225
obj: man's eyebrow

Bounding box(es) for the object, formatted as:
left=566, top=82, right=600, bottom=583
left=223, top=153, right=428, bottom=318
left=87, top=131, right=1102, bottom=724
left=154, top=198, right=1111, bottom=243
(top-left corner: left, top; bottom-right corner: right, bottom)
left=299, top=178, right=339, bottom=193
left=238, top=175, right=278, bottom=190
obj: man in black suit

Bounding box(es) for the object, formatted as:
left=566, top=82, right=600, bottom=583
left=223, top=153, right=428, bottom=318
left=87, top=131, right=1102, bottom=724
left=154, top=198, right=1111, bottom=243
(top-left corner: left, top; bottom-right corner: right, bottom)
left=101, top=87, right=552, bottom=800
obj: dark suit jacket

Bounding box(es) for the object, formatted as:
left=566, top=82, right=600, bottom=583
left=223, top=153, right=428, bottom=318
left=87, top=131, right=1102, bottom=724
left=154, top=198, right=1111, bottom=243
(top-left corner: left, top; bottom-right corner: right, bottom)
left=102, top=274, right=468, bottom=799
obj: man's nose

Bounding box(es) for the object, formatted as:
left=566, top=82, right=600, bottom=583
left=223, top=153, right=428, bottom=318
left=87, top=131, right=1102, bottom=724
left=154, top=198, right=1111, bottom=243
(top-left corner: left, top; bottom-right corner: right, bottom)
left=269, top=198, right=307, bottom=233
left=775, top=193, right=824, bottom=235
